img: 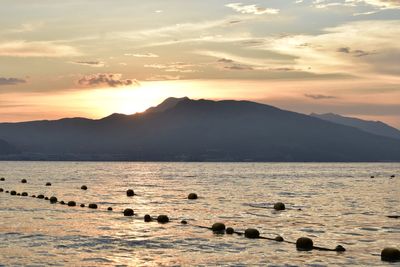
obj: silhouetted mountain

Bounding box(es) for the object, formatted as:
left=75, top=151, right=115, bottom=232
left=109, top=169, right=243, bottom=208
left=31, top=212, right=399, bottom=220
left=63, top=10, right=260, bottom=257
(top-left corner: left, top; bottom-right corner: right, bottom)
left=311, top=113, right=400, bottom=140
left=1, top=98, right=400, bottom=161
left=0, top=138, right=18, bottom=155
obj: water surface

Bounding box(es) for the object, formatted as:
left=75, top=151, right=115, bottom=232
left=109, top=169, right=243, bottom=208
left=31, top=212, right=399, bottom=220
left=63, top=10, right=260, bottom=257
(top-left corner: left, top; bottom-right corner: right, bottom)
left=0, top=162, right=399, bottom=266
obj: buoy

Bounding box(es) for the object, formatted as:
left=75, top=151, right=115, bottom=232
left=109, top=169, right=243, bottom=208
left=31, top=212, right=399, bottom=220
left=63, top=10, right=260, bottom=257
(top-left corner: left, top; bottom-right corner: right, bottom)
left=126, top=189, right=134, bottom=196
left=211, top=223, right=226, bottom=232
left=335, top=245, right=346, bottom=252
left=6, top=191, right=9, bottom=193
left=60, top=201, right=66, bottom=205
left=188, top=193, right=198, bottom=200
left=123, top=208, right=134, bottom=216
left=370, top=176, right=375, bottom=178
left=381, top=247, right=400, bottom=262
left=31, top=195, right=36, bottom=198
left=46, top=182, right=52, bottom=186
left=21, top=192, right=28, bottom=196
left=49, top=197, right=58, bottom=203
left=296, top=237, right=314, bottom=251
left=226, top=227, right=234, bottom=234
left=10, top=190, right=17, bottom=195
left=390, top=175, right=395, bottom=178
left=37, top=195, right=44, bottom=199
left=21, top=179, right=27, bottom=183
left=274, top=202, right=286, bottom=211
left=244, top=228, right=260, bottom=239
left=107, top=207, right=113, bottom=211
left=88, top=203, right=97, bottom=209
left=181, top=220, right=188, bottom=225
left=67, top=201, right=76, bottom=207
left=81, top=185, right=88, bottom=190
left=157, top=215, right=169, bottom=224
left=144, top=214, right=152, bottom=222
left=80, top=204, right=85, bottom=207
left=17, top=193, right=21, bottom=196
left=0, top=188, right=3, bottom=192
left=45, top=197, right=49, bottom=200
left=275, top=235, right=284, bottom=242
left=0, top=177, right=5, bottom=181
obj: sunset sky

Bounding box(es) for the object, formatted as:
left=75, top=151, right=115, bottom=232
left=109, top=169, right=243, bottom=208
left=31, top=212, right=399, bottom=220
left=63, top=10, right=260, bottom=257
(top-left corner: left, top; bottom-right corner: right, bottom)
left=1, top=0, right=399, bottom=127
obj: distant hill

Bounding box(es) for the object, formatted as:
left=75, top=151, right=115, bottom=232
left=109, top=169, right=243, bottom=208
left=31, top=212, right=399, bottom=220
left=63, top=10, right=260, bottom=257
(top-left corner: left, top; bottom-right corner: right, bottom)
left=1, top=97, right=400, bottom=161
left=0, top=138, right=18, bottom=155
left=311, top=113, right=400, bottom=140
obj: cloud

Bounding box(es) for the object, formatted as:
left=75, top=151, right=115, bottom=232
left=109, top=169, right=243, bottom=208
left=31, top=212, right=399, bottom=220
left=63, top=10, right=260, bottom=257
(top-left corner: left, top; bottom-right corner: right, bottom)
left=78, top=73, right=139, bottom=88
left=217, top=58, right=235, bottom=63
left=226, top=3, right=280, bottom=15
left=259, top=20, right=400, bottom=78
left=304, top=94, right=337, bottom=100
left=0, top=41, right=80, bottom=57
left=311, top=0, right=400, bottom=10
left=0, top=77, right=27, bottom=86
left=144, top=62, right=198, bottom=73
left=145, top=75, right=181, bottom=81
left=337, top=47, right=374, bottom=57
left=125, top=53, right=159, bottom=58
left=71, top=61, right=105, bottom=67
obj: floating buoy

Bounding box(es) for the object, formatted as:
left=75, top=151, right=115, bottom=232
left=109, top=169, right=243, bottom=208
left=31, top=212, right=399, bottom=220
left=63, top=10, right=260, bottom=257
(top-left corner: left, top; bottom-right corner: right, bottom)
left=390, top=175, right=395, bottom=178
left=17, top=193, right=21, bottom=196
left=381, top=247, right=400, bottom=262
left=60, top=201, right=66, bottom=205
left=226, top=227, right=234, bottom=234
left=370, top=176, right=375, bottom=178
left=5, top=191, right=9, bottom=193
left=335, top=245, right=346, bottom=252
left=244, top=228, right=260, bottom=239
left=274, top=202, right=286, bottom=211
left=81, top=185, right=88, bottom=190
left=126, top=189, right=134, bottom=196
left=67, top=201, right=76, bottom=207
left=0, top=177, right=5, bottom=181
left=45, top=197, right=49, bottom=200
left=46, top=182, right=52, bottom=186
left=80, top=204, right=85, bottom=207
left=157, top=215, right=169, bottom=224
left=107, top=207, right=113, bottom=211
left=296, top=237, right=314, bottom=251
left=50, top=197, right=58, bottom=203
left=144, top=214, right=152, bottom=222
left=21, top=192, right=28, bottom=196
left=88, top=203, right=97, bottom=209
left=37, top=195, right=44, bottom=199
left=123, top=208, right=134, bottom=216
left=275, top=235, right=284, bottom=242
left=10, top=190, right=16, bottom=195
left=211, top=223, right=226, bottom=232
left=188, top=193, right=198, bottom=200
left=31, top=195, right=36, bottom=198
left=0, top=188, right=3, bottom=192
left=21, top=179, right=27, bottom=183
left=181, top=220, right=188, bottom=225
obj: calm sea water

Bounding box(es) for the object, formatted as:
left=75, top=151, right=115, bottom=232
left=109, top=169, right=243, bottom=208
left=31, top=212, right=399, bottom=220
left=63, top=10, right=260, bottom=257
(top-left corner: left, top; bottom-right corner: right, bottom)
left=0, top=162, right=399, bottom=266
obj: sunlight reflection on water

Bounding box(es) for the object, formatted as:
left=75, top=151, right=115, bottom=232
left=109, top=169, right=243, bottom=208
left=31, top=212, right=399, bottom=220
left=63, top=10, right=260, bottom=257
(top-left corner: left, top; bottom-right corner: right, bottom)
left=0, top=162, right=399, bottom=266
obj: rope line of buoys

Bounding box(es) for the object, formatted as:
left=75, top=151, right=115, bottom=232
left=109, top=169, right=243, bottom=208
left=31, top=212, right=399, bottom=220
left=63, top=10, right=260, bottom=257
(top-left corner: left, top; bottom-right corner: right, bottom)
left=0, top=181, right=399, bottom=262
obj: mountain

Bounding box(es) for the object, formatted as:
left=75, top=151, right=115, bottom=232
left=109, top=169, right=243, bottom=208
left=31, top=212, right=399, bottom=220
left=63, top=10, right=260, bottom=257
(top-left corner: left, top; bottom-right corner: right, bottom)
left=0, top=138, right=18, bottom=155
left=311, top=113, right=400, bottom=140
left=1, top=97, right=400, bottom=161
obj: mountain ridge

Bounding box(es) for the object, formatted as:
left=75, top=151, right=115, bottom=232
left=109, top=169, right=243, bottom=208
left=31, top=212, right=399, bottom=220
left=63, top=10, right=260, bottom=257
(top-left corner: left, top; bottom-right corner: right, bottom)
left=311, top=113, right=400, bottom=139
left=1, top=97, right=400, bottom=162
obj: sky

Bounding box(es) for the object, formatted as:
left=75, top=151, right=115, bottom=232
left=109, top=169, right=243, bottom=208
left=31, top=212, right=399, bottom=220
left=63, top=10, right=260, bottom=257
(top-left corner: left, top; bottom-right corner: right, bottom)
left=0, top=0, right=399, bottom=127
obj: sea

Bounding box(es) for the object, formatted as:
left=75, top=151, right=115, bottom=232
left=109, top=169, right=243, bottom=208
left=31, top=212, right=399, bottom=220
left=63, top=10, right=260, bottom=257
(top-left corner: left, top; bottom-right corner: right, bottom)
left=0, top=161, right=399, bottom=266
